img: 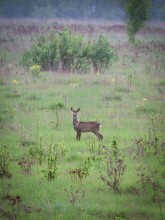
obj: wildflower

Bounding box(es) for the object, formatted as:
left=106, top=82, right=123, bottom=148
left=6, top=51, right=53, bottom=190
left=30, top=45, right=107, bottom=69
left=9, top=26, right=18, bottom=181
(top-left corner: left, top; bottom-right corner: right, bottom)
left=11, top=79, right=19, bottom=85
left=30, top=65, right=41, bottom=76
left=69, top=83, right=79, bottom=88
left=143, top=98, right=147, bottom=102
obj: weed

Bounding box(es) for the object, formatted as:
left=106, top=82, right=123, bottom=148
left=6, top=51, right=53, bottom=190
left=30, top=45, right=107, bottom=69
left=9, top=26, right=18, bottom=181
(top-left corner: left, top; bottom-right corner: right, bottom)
left=1, top=184, right=32, bottom=219
left=18, top=157, right=33, bottom=175
left=136, top=166, right=165, bottom=219
left=99, top=137, right=126, bottom=194
left=81, top=157, right=93, bottom=178
left=49, top=102, right=65, bottom=128
left=104, top=95, right=122, bottom=102
left=133, top=135, right=157, bottom=157
left=86, top=138, right=102, bottom=161
left=29, top=137, right=45, bottom=165
left=0, top=145, right=12, bottom=178
left=64, top=185, right=85, bottom=206
left=67, top=168, right=83, bottom=182
left=41, top=144, right=58, bottom=181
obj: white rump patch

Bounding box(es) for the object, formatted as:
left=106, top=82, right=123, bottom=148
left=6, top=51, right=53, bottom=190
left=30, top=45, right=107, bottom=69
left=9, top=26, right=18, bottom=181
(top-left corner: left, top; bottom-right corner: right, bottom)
left=99, top=124, right=102, bottom=128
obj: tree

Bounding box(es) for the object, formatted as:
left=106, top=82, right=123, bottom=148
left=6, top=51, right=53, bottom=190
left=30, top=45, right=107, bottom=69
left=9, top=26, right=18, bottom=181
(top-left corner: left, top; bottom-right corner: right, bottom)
left=126, top=0, right=151, bottom=43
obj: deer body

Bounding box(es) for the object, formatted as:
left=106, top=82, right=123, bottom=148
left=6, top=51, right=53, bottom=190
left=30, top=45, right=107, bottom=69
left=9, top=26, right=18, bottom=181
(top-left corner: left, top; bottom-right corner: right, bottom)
left=71, top=108, right=103, bottom=140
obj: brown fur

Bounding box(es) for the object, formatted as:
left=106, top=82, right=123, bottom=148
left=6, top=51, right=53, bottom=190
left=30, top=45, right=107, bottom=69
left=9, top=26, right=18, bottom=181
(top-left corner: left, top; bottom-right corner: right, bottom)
left=71, top=107, right=103, bottom=140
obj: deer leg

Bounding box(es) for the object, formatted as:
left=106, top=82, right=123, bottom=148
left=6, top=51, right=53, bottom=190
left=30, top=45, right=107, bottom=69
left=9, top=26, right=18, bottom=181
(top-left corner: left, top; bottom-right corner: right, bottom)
left=92, top=131, right=103, bottom=140
left=76, top=132, right=79, bottom=140
left=78, top=132, right=81, bottom=141
left=76, top=131, right=81, bottom=141
left=98, top=133, right=103, bottom=140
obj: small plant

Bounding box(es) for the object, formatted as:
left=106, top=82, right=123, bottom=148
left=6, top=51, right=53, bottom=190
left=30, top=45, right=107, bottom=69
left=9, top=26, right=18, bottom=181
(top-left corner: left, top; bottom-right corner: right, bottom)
left=64, top=185, right=85, bottom=206
left=81, top=157, right=93, bottom=178
left=49, top=102, right=65, bottom=128
left=41, top=140, right=66, bottom=181
left=29, top=137, right=45, bottom=165
left=18, top=157, right=33, bottom=175
left=0, top=145, right=12, bottom=178
left=1, top=184, right=32, bottom=219
left=99, top=138, right=126, bottom=194
left=67, top=168, right=83, bottom=182
left=30, top=65, right=41, bottom=76
left=133, top=135, right=157, bottom=157
left=86, top=138, right=102, bottom=161
left=41, top=144, right=58, bottom=181
left=136, top=166, right=165, bottom=219
left=67, top=156, right=92, bottom=182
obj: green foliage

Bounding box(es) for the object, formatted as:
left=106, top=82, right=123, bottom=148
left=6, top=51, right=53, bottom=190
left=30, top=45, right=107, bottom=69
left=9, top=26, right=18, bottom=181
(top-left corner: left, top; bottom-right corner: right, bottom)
left=41, top=142, right=67, bottom=181
left=81, top=157, right=92, bottom=178
left=0, top=145, right=12, bottom=178
left=49, top=102, right=65, bottom=127
left=21, top=30, right=115, bottom=73
left=90, top=34, right=115, bottom=73
left=99, top=140, right=126, bottom=194
left=30, top=64, right=41, bottom=76
left=21, top=32, right=60, bottom=70
left=41, top=149, right=58, bottom=181
left=126, top=0, right=151, bottom=43
left=29, top=137, right=45, bottom=165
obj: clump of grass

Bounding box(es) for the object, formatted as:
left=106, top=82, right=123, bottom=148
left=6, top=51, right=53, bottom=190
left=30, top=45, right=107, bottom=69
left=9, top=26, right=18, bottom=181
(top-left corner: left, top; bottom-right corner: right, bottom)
left=26, top=95, right=40, bottom=101
left=104, top=95, right=122, bottom=101
left=117, top=87, right=130, bottom=93
left=49, top=102, right=65, bottom=127
left=158, top=80, right=165, bottom=86
left=0, top=145, right=12, bottom=178
left=0, top=80, right=4, bottom=85
left=136, top=106, right=157, bottom=114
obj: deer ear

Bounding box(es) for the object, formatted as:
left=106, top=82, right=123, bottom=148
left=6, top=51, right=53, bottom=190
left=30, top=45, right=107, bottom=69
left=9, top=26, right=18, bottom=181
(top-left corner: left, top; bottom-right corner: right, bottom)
left=71, top=107, right=73, bottom=111
left=77, top=108, right=80, bottom=112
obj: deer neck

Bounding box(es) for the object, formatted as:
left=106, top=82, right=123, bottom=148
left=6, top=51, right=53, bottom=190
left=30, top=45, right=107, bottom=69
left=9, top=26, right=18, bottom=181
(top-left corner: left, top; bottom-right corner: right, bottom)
left=73, top=115, right=79, bottom=129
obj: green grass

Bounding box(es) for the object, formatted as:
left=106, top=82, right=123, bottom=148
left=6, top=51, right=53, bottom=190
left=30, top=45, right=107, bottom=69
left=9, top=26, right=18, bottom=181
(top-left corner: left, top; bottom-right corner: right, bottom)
left=0, top=19, right=165, bottom=220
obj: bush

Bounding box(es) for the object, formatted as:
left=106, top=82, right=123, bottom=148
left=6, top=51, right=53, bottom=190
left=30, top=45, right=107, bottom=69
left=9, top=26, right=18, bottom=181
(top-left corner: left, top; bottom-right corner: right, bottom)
left=21, top=30, right=115, bottom=74
left=90, top=34, right=115, bottom=74
left=21, top=32, right=60, bottom=70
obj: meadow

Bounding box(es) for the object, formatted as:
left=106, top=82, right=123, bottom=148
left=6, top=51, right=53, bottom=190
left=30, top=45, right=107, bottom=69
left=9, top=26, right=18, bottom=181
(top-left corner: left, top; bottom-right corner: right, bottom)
left=0, top=19, right=165, bottom=220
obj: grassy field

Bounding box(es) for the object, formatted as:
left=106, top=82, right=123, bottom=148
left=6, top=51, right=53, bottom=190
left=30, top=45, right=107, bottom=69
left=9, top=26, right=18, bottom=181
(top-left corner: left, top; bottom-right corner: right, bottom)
left=0, top=19, right=165, bottom=220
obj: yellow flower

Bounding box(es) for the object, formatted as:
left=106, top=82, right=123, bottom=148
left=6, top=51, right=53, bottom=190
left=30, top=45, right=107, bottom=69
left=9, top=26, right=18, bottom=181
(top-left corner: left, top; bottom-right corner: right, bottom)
left=30, top=65, right=41, bottom=76
left=143, top=98, right=147, bottom=102
left=69, top=83, right=79, bottom=88
left=11, top=79, right=19, bottom=85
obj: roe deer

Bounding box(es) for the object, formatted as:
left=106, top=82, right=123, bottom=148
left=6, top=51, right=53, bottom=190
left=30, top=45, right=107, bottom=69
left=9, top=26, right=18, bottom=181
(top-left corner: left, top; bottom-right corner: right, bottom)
left=71, top=107, right=103, bottom=140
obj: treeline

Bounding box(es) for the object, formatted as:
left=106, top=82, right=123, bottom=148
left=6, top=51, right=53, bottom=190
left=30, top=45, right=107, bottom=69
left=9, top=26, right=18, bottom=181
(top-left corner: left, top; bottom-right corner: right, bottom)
left=0, top=0, right=164, bottom=20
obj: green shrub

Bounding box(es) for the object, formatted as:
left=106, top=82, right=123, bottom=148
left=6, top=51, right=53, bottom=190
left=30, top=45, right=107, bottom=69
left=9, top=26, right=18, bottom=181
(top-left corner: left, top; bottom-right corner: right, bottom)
left=90, top=34, right=114, bottom=74
left=21, top=30, right=115, bottom=74
left=21, top=32, right=60, bottom=70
